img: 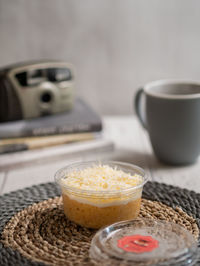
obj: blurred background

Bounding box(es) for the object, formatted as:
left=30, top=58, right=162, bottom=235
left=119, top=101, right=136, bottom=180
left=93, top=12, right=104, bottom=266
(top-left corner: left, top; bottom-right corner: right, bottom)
left=0, top=0, right=200, bottom=115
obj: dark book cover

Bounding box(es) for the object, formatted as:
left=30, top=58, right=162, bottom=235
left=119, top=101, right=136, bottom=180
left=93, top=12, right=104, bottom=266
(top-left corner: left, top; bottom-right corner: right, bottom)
left=0, top=98, right=102, bottom=139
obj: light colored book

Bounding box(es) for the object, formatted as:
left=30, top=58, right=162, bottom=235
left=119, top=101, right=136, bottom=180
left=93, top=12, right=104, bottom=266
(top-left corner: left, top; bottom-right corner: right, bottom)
left=0, top=138, right=114, bottom=171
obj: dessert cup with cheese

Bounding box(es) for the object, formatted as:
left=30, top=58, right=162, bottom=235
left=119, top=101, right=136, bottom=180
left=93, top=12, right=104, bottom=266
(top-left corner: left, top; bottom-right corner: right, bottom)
left=55, top=161, right=148, bottom=229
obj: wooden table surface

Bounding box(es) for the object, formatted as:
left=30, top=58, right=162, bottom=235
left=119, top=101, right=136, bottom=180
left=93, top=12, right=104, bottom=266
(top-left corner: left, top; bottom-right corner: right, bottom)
left=0, top=116, right=200, bottom=195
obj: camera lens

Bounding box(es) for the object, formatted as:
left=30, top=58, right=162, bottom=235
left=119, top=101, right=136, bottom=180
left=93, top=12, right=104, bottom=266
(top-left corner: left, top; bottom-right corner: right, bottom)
left=40, top=92, right=52, bottom=103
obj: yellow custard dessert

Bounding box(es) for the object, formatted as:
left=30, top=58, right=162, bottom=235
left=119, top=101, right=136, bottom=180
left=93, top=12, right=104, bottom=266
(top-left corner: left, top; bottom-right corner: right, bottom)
left=55, top=161, right=147, bottom=229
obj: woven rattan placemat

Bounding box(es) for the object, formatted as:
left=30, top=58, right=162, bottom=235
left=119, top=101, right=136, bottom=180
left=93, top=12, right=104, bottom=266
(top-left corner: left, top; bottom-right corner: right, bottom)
left=0, top=181, right=200, bottom=266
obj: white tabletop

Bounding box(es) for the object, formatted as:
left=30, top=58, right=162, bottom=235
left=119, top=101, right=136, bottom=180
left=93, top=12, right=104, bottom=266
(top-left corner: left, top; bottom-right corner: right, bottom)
left=0, top=115, right=200, bottom=195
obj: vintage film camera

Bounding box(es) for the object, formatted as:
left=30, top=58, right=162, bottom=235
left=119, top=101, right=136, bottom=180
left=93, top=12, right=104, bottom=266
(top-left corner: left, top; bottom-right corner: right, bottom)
left=0, top=60, right=75, bottom=122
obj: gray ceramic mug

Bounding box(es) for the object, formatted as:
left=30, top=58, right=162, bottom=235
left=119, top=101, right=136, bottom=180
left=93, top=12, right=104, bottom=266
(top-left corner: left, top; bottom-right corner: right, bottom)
left=134, top=80, right=200, bottom=165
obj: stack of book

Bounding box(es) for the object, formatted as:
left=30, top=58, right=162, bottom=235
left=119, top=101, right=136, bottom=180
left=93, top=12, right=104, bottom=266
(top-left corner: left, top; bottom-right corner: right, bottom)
left=0, top=98, right=114, bottom=168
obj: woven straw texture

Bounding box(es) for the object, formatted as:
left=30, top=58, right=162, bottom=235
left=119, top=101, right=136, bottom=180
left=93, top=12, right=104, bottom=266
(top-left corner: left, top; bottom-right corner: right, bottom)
left=0, top=181, right=200, bottom=266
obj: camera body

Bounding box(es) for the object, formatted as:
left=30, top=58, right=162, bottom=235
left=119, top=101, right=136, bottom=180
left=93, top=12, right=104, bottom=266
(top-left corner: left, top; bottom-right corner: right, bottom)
left=0, top=60, right=75, bottom=122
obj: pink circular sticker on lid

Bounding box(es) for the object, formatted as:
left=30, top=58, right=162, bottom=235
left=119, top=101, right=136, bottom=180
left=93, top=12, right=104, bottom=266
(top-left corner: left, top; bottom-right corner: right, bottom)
left=117, top=234, right=159, bottom=253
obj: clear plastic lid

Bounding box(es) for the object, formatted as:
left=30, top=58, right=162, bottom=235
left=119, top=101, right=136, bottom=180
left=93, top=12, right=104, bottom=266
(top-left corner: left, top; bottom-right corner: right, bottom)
left=90, top=218, right=199, bottom=265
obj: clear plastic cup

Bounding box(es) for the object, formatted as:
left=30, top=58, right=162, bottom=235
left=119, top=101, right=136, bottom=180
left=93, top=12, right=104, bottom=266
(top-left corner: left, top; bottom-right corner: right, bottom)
left=55, top=161, right=148, bottom=229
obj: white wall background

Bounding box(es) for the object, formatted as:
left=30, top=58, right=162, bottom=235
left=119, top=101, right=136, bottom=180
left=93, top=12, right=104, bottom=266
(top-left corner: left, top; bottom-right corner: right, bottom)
left=0, top=0, right=200, bottom=115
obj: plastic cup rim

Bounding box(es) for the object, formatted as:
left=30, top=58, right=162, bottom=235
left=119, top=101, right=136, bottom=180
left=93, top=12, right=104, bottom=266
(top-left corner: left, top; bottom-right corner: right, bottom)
left=54, top=160, right=148, bottom=197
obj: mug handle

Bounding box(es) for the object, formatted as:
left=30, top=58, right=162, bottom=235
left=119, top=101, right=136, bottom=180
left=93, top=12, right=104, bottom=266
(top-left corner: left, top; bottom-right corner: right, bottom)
left=134, top=88, right=147, bottom=129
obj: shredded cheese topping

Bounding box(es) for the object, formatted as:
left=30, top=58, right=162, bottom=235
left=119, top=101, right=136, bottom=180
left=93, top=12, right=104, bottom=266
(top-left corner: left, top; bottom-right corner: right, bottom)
left=61, top=164, right=142, bottom=191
